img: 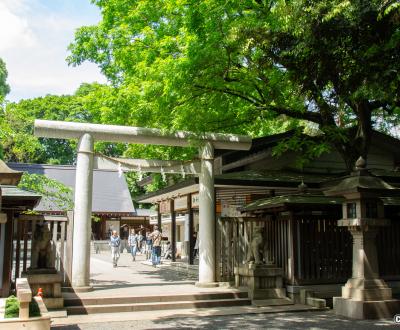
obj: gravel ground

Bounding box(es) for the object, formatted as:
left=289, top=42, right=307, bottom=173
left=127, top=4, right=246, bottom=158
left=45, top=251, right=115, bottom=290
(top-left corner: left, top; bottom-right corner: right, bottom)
left=52, top=310, right=400, bottom=330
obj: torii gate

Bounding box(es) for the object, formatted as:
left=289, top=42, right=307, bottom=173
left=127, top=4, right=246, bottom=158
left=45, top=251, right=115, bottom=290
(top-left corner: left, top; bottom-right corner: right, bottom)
left=34, top=120, right=251, bottom=290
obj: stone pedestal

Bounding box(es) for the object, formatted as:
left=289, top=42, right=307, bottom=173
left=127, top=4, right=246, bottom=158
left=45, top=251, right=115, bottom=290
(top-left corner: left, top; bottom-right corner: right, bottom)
left=333, top=222, right=400, bottom=319
left=23, top=269, right=64, bottom=309
left=234, top=264, right=289, bottom=305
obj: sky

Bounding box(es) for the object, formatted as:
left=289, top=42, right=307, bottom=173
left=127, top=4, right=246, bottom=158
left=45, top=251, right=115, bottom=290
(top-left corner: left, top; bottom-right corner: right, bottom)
left=0, top=0, right=107, bottom=102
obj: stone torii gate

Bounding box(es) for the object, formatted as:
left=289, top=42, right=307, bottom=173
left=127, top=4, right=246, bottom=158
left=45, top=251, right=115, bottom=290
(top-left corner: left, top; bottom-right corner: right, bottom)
left=34, top=120, right=251, bottom=290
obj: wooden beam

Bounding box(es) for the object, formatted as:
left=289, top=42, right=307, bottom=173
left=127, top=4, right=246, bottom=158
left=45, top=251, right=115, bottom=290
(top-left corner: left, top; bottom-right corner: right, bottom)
left=94, top=154, right=201, bottom=174
left=17, top=214, right=68, bottom=222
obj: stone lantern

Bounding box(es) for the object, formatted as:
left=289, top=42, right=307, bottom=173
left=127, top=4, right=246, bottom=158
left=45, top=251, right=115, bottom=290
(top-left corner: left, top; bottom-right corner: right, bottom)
left=324, top=157, right=400, bottom=319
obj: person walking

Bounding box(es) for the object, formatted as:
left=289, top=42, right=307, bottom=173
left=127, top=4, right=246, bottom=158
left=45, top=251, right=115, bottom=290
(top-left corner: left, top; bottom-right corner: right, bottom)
left=150, top=225, right=163, bottom=267
left=145, top=231, right=153, bottom=261
left=128, top=229, right=138, bottom=261
left=137, top=231, right=144, bottom=254
left=193, top=232, right=199, bottom=260
left=163, top=241, right=172, bottom=260
left=109, top=230, right=121, bottom=268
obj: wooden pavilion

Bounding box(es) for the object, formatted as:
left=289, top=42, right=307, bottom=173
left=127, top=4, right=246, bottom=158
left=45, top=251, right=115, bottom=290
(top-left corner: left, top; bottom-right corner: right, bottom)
left=137, top=130, right=400, bottom=301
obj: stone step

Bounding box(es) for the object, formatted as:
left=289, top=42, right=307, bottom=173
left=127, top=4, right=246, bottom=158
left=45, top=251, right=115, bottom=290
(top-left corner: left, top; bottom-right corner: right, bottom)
left=66, top=297, right=251, bottom=315
left=64, top=291, right=248, bottom=307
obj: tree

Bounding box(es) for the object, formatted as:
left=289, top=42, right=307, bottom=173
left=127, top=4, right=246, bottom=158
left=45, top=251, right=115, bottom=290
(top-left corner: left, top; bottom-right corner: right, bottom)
left=0, top=58, right=10, bottom=105
left=68, top=0, right=400, bottom=171
left=0, top=85, right=105, bottom=164
left=18, top=173, right=73, bottom=211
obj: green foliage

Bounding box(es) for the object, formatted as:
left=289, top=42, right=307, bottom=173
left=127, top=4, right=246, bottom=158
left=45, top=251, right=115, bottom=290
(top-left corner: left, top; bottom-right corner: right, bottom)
left=0, top=85, right=104, bottom=164
left=4, top=295, right=41, bottom=318
left=4, top=295, right=19, bottom=318
left=0, top=58, right=10, bottom=105
left=68, top=0, right=400, bottom=170
left=18, top=173, right=73, bottom=210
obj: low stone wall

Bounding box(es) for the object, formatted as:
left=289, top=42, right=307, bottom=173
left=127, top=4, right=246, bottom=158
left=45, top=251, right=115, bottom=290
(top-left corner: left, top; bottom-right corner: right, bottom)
left=92, top=240, right=112, bottom=253
left=0, top=278, right=51, bottom=330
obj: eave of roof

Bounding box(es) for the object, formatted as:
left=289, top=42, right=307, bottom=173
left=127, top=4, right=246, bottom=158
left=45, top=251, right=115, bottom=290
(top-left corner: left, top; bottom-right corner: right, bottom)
left=1, top=185, right=42, bottom=209
left=242, top=194, right=344, bottom=212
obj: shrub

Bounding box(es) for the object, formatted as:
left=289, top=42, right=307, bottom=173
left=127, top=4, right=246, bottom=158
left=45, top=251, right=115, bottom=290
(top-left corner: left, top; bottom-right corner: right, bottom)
left=4, top=295, right=19, bottom=318
left=29, top=298, right=41, bottom=317
left=4, top=295, right=41, bottom=318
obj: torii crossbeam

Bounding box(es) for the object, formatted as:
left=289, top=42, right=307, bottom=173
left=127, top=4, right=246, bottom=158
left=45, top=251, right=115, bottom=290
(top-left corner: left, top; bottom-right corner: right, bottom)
left=34, top=119, right=252, bottom=290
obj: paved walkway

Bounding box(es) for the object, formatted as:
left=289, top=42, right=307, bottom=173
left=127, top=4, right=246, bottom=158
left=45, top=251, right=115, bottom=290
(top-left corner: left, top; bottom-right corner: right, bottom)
left=54, top=252, right=399, bottom=329
left=63, top=252, right=238, bottom=299
left=52, top=310, right=399, bottom=329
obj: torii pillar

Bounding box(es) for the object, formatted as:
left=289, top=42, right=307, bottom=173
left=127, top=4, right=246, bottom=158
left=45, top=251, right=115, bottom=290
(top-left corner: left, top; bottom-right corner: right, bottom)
left=34, top=120, right=251, bottom=290
left=198, top=142, right=215, bottom=286
left=72, top=134, right=94, bottom=289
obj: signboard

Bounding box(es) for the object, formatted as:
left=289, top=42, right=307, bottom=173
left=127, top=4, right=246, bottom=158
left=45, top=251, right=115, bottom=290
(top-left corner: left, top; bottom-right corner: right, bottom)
left=174, top=196, right=188, bottom=211
left=221, top=198, right=246, bottom=218
left=191, top=193, right=199, bottom=208
left=159, top=200, right=171, bottom=214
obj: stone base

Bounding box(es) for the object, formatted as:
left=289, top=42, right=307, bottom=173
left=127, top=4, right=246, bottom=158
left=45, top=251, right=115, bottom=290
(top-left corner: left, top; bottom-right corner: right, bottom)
left=71, top=285, right=94, bottom=292
left=23, top=270, right=64, bottom=309
left=342, top=278, right=393, bottom=301
left=252, top=288, right=287, bottom=300
left=25, top=268, right=57, bottom=275
left=42, top=297, right=64, bottom=309
left=253, top=297, right=293, bottom=307
left=234, top=264, right=287, bottom=301
left=334, top=296, right=400, bottom=319
left=195, top=282, right=220, bottom=288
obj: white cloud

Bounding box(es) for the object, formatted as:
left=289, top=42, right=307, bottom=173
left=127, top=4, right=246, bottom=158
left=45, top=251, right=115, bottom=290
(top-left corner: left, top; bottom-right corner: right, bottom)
left=0, top=1, right=37, bottom=51
left=0, top=0, right=107, bottom=102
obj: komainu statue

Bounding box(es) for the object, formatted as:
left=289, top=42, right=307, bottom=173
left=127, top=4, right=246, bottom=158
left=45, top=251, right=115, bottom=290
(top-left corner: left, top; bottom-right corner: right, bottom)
left=31, top=224, right=53, bottom=269
left=246, top=226, right=264, bottom=264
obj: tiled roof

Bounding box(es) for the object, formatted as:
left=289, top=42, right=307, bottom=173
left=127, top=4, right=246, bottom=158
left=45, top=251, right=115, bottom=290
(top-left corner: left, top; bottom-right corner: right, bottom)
left=8, top=163, right=135, bottom=213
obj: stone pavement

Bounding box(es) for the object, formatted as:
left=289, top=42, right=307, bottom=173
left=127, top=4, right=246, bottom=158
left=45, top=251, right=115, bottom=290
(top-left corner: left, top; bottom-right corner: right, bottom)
left=53, top=252, right=399, bottom=329
left=63, top=252, right=239, bottom=299
left=52, top=310, right=399, bottom=329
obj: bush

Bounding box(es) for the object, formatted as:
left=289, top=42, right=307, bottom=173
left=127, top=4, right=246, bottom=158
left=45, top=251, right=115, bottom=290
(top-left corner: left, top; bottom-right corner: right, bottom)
left=29, top=298, right=41, bottom=317
left=4, top=295, right=19, bottom=318
left=4, top=295, right=41, bottom=318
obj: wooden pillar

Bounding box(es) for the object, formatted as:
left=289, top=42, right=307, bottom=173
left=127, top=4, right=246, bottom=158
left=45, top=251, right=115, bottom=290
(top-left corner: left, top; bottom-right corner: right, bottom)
left=188, top=195, right=194, bottom=265
left=60, top=221, right=66, bottom=277
left=157, top=204, right=162, bottom=230
left=22, top=221, right=28, bottom=273
left=171, top=199, right=176, bottom=262
left=2, top=211, right=14, bottom=296
left=15, top=220, right=21, bottom=279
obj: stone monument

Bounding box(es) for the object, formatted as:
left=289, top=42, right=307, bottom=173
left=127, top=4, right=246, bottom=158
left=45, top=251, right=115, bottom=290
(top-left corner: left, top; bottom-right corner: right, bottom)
left=325, top=157, right=400, bottom=319
left=234, top=226, right=291, bottom=305
left=23, top=223, right=64, bottom=309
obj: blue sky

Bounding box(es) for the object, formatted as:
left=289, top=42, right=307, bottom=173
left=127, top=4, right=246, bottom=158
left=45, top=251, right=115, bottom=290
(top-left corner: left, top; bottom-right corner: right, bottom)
left=0, top=0, right=106, bottom=102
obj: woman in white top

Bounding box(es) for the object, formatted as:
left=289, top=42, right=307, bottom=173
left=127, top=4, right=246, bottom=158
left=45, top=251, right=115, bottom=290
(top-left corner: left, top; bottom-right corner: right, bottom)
left=128, top=229, right=138, bottom=261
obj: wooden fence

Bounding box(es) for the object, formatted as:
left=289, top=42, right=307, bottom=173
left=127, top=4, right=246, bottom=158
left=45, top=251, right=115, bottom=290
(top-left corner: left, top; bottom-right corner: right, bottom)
left=217, top=214, right=400, bottom=286
left=12, top=213, right=72, bottom=289
left=217, top=216, right=353, bottom=285
left=294, top=217, right=352, bottom=284
left=377, top=218, right=400, bottom=280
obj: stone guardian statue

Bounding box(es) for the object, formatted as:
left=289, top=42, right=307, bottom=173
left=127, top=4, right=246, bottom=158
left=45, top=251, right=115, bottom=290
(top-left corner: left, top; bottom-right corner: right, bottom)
left=246, top=226, right=264, bottom=264
left=31, top=224, right=53, bottom=269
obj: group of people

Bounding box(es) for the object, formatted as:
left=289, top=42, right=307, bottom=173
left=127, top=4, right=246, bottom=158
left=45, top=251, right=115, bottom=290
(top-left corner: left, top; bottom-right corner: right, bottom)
left=109, top=225, right=163, bottom=268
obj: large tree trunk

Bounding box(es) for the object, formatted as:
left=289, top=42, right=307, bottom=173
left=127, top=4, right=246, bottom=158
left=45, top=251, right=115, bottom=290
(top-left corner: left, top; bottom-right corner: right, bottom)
left=334, top=102, right=372, bottom=173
